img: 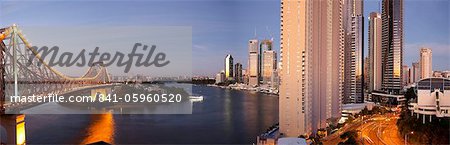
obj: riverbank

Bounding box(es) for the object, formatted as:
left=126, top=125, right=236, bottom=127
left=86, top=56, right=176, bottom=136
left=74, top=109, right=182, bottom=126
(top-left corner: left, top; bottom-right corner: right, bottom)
left=206, top=84, right=279, bottom=96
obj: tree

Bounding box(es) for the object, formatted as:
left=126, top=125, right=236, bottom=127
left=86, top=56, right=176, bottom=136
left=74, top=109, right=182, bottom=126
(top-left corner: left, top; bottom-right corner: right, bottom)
left=396, top=87, right=449, bottom=144
left=345, top=115, right=354, bottom=125
left=309, top=135, right=322, bottom=145
left=339, top=130, right=359, bottom=145
left=403, top=87, right=417, bottom=111
left=360, top=107, right=369, bottom=115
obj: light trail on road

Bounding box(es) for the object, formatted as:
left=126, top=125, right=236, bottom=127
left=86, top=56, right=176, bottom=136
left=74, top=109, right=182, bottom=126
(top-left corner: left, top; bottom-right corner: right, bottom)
left=322, top=114, right=406, bottom=145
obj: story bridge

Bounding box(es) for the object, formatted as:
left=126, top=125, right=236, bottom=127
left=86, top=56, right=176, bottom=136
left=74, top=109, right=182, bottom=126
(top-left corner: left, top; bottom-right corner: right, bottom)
left=0, top=24, right=112, bottom=144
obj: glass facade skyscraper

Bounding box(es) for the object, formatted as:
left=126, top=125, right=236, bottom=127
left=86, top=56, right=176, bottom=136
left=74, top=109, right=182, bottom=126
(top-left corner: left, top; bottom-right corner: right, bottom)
left=381, top=0, right=404, bottom=94
left=225, top=54, right=233, bottom=80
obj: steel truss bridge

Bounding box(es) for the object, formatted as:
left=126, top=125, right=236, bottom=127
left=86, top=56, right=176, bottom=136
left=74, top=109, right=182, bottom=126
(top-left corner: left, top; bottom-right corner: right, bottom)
left=0, top=24, right=111, bottom=114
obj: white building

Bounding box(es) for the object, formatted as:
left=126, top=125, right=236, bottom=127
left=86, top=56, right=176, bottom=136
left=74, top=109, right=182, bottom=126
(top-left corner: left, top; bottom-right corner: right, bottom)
left=339, top=102, right=375, bottom=123
left=225, top=54, right=234, bottom=80
left=409, top=78, right=450, bottom=123
left=215, top=71, right=225, bottom=84
left=368, top=12, right=382, bottom=93
left=419, top=48, right=432, bottom=79
left=277, top=138, right=307, bottom=145
left=432, top=71, right=450, bottom=79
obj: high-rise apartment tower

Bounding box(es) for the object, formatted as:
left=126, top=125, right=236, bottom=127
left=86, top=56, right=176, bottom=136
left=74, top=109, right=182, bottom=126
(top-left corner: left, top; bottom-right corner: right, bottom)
left=279, top=0, right=344, bottom=136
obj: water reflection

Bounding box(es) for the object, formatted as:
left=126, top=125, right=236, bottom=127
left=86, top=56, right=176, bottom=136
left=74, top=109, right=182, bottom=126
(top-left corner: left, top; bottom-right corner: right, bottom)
left=24, top=85, right=278, bottom=144
left=80, top=113, right=115, bottom=144
left=223, top=89, right=232, bottom=135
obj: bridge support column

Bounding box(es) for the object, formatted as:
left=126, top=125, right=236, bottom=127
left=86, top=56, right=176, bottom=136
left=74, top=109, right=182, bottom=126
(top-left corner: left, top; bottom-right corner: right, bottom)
left=91, top=88, right=108, bottom=102
left=0, top=114, right=26, bottom=145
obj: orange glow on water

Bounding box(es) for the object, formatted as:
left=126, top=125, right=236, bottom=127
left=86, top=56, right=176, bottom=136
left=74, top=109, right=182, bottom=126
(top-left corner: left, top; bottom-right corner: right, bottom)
left=16, top=122, right=26, bottom=145
left=16, top=115, right=25, bottom=123
left=81, top=113, right=115, bottom=144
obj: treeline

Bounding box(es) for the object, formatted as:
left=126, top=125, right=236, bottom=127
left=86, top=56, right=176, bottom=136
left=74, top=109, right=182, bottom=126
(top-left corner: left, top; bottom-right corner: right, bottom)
left=176, top=78, right=215, bottom=84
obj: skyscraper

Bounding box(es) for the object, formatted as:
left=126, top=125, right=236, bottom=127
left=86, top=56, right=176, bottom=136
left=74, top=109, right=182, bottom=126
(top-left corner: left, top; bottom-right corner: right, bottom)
left=412, top=62, right=420, bottom=83
left=403, top=65, right=409, bottom=86
left=271, top=69, right=280, bottom=89
left=262, top=50, right=277, bottom=86
left=260, top=39, right=273, bottom=84
left=420, top=48, right=432, bottom=79
left=260, top=39, right=273, bottom=51
left=343, top=0, right=364, bottom=103
left=225, top=54, right=233, bottom=80
left=279, top=0, right=344, bottom=136
left=249, top=39, right=259, bottom=53
left=248, top=39, right=259, bottom=86
left=381, top=0, right=404, bottom=94
left=215, top=71, right=225, bottom=84
left=368, top=12, right=382, bottom=92
left=408, top=67, right=413, bottom=84
left=242, top=69, right=249, bottom=85
left=234, top=63, right=243, bottom=83
left=364, top=57, right=370, bottom=90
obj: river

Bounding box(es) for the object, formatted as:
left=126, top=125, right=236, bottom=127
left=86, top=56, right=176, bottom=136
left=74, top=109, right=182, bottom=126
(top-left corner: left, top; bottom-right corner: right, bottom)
left=24, top=84, right=279, bottom=144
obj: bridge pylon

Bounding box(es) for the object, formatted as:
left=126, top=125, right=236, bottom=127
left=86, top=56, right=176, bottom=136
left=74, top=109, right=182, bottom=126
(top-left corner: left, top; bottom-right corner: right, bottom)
left=0, top=114, right=26, bottom=145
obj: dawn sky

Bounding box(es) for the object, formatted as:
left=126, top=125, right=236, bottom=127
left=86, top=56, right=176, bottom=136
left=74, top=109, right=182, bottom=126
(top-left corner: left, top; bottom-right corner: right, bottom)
left=1, top=0, right=448, bottom=77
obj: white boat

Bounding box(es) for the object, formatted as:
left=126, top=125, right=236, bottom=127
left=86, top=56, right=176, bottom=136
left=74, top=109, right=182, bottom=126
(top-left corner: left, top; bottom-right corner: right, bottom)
left=189, top=96, right=204, bottom=102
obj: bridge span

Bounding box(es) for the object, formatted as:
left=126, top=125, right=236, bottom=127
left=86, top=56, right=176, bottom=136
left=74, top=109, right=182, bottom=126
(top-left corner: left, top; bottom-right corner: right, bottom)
left=0, top=25, right=113, bottom=144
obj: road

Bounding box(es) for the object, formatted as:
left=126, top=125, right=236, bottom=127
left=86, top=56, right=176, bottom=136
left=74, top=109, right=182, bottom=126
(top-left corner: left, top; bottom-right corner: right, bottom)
left=323, top=114, right=405, bottom=145
left=378, top=117, right=404, bottom=145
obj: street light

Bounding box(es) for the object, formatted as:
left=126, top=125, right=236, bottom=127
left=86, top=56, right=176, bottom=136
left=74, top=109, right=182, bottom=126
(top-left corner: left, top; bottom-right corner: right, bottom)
left=404, top=131, right=414, bottom=145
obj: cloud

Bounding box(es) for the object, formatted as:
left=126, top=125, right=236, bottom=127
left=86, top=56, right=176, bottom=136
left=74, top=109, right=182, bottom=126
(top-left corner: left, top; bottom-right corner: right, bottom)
left=193, top=44, right=208, bottom=51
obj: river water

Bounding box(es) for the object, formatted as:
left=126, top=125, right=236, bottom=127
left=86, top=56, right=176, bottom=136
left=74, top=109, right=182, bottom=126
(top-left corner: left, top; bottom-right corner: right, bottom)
left=24, top=84, right=279, bottom=144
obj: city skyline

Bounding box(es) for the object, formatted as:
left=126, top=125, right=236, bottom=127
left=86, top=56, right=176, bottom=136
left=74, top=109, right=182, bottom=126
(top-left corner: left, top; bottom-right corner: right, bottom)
left=1, top=0, right=449, bottom=144
left=275, top=0, right=448, bottom=142
left=0, top=0, right=448, bottom=77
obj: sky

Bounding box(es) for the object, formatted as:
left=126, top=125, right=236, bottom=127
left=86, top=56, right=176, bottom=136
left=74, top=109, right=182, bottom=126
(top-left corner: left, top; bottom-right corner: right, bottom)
left=0, top=0, right=449, bottom=77
left=364, top=0, right=450, bottom=72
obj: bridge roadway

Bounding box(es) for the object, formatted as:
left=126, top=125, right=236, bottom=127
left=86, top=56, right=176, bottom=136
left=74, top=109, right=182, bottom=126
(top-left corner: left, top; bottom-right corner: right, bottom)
left=3, top=83, right=121, bottom=113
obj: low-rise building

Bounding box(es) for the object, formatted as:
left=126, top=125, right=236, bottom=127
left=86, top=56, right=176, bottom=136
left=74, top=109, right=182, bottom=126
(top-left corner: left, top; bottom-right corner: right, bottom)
left=339, top=102, right=376, bottom=123
left=215, top=71, right=225, bottom=84
left=277, top=138, right=307, bottom=145
left=256, top=126, right=279, bottom=145
left=371, top=91, right=405, bottom=108
left=408, top=78, right=450, bottom=123
left=432, top=71, right=450, bottom=78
